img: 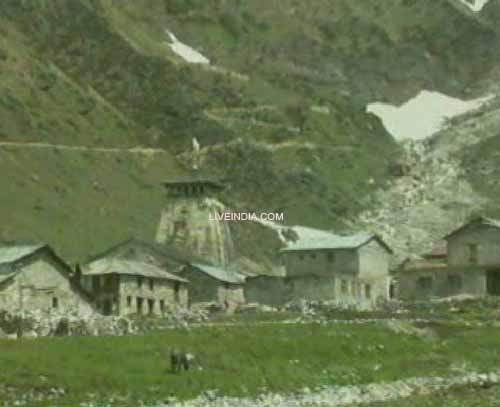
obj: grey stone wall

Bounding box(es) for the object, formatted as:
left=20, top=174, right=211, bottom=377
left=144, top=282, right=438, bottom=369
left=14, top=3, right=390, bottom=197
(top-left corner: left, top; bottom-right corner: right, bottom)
left=118, top=275, right=188, bottom=316
left=281, top=249, right=358, bottom=277
left=287, top=275, right=336, bottom=301
left=0, top=252, right=94, bottom=315
left=245, top=276, right=289, bottom=306
left=279, top=240, right=391, bottom=307
left=358, top=240, right=390, bottom=279
left=448, top=224, right=500, bottom=267
left=180, top=267, right=244, bottom=306
left=398, top=269, right=487, bottom=300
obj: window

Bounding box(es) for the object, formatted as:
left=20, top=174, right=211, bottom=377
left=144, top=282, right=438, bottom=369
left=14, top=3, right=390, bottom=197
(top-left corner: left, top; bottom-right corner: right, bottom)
left=448, top=274, right=463, bottom=291
left=174, top=282, right=180, bottom=303
left=310, top=253, right=316, bottom=259
left=149, top=278, right=154, bottom=291
left=52, top=297, right=59, bottom=309
left=417, top=276, right=433, bottom=291
left=341, top=279, right=348, bottom=294
left=351, top=281, right=357, bottom=296
left=127, top=296, right=132, bottom=307
left=327, top=252, right=335, bottom=263
left=299, top=253, right=305, bottom=261
left=105, top=275, right=113, bottom=288
left=137, top=276, right=143, bottom=288
left=364, top=284, right=372, bottom=299
left=468, top=243, right=478, bottom=264
left=160, top=300, right=165, bottom=313
left=92, top=276, right=100, bottom=290
left=147, top=299, right=155, bottom=315
left=136, top=297, right=143, bottom=314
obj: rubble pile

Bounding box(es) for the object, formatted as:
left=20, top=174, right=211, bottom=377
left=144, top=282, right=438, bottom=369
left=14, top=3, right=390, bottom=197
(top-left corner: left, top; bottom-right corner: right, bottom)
left=282, top=299, right=371, bottom=317
left=236, top=303, right=279, bottom=314
left=0, top=309, right=137, bottom=338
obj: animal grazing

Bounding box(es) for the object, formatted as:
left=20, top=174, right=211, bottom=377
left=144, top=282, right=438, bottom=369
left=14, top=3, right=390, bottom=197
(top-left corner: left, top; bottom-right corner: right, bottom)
left=170, top=348, right=195, bottom=373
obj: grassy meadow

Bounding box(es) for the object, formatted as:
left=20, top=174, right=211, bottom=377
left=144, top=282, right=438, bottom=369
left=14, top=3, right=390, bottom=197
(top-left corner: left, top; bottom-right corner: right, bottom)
left=1, top=321, right=500, bottom=405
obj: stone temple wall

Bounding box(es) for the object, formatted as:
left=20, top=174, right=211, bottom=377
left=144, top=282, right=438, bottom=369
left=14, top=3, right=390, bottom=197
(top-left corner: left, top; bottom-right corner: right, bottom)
left=156, top=196, right=235, bottom=267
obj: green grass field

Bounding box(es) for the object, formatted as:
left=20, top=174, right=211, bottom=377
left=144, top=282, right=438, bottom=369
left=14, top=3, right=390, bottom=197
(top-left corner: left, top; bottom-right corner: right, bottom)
left=1, top=321, right=500, bottom=406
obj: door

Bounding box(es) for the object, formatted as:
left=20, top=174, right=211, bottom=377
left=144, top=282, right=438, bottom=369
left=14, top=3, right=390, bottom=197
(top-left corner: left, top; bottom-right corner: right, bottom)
left=103, top=299, right=112, bottom=315
left=487, top=270, right=500, bottom=295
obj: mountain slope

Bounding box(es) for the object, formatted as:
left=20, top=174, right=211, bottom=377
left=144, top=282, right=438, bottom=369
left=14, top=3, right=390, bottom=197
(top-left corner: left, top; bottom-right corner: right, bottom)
left=1, top=0, right=500, bottom=267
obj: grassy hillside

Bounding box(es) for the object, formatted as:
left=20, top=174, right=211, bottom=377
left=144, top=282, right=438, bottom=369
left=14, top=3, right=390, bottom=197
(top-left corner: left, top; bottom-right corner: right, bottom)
left=0, top=0, right=499, bottom=264
left=0, top=146, right=183, bottom=263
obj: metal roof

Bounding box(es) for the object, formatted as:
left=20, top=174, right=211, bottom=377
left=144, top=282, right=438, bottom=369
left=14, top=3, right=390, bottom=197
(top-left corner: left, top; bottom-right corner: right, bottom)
left=279, top=232, right=392, bottom=253
left=0, top=244, right=45, bottom=265
left=444, top=216, right=500, bottom=240
left=83, top=258, right=188, bottom=283
left=190, top=263, right=246, bottom=284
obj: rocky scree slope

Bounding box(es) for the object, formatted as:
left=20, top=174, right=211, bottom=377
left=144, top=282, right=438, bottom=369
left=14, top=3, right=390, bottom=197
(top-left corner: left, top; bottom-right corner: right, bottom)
left=351, top=96, right=500, bottom=264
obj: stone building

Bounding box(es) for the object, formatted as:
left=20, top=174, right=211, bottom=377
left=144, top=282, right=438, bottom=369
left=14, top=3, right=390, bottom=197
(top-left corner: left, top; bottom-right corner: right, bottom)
left=155, top=174, right=236, bottom=268
left=263, top=232, right=393, bottom=308
left=0, top=243, right=94, bottom=314
left=398, top=217, right=500, bottom=300
left=245, top=274, right=288, bottom=306
left=179, top=263, right=246, bottom=310
left=81, top=257, right=188, bottom=316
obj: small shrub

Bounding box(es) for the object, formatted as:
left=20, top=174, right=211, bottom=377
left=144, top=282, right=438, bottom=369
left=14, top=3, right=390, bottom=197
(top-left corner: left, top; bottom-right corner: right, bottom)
left=0, top=48, right=8, bottom=61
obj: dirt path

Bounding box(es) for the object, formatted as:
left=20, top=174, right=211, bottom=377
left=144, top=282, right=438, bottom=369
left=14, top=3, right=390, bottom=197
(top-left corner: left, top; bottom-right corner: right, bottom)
left=0, top=141, right=168, bottom=155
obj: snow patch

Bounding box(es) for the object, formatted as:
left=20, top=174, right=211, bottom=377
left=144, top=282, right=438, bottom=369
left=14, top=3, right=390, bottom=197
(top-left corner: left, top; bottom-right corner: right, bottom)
left=458, top=0, right=490, bottom=12
left=165, top=30, right=210, bottom=64
left=367, top=90, right=493, bottom=141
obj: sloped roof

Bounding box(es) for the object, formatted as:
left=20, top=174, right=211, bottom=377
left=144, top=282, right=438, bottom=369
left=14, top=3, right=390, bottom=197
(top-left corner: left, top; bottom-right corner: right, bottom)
left=83, top=258, right=188, bottom=282
left=190, top=263, right=246, bottom=284
left=0, top=271, right=17, bottom=284
left=423, top=240, right=447, bottom=259
left=279, top=232, right=393, bottom=253
left=85, top=237, right=204, bottom=268
left=227, top=256, right=262, bottom=277
left=444, top=216, right=500, bottom=240
left=0, top=243, right=46, bottom=264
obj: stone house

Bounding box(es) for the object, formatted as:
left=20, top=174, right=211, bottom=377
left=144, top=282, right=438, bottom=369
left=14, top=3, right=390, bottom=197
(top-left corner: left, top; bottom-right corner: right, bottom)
left=179, top=263, right=246, bottom=309
left=276, top=232, right=393, bottom=308
left=85, top=237, right=247, bottom=310
left=398, top=217, right=500, bottom=300
left=0, top=243, right=94, bottom=314
left=245, top=274, right=288, bottom=306
left=81, top=257, right=188, bottom=316
left=446, top=216, right=500, bottom=295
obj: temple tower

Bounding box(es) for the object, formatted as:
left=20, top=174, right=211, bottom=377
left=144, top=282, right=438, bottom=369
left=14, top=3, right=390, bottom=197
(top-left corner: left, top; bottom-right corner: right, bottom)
left=155, top=175, right=236, bottom=267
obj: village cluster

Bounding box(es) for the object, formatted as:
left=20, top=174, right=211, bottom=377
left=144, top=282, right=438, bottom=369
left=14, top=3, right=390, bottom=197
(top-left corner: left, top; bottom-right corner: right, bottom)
left=1, top=173, right=500, bottom=318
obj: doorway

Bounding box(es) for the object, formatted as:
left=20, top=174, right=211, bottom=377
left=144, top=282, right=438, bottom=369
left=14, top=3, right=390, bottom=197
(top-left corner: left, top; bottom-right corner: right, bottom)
left=103, top=299, right=112, bottom=315
left=487, top=270, right=500, bottom=295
